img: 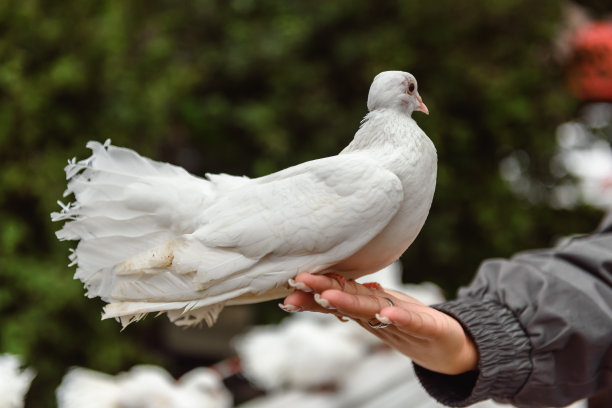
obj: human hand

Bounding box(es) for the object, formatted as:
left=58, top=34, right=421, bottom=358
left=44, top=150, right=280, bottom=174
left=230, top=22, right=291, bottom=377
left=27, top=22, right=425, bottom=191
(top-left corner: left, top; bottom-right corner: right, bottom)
left=280, top=273, right=478, bottom=375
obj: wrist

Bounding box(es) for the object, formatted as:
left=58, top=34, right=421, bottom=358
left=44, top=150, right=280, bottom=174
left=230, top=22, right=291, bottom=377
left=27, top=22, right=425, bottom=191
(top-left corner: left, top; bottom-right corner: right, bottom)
left=415, top=299, right=532, bottom=406
left=456, top=331, right=478, bottom=373
left=444, top=317, right=479, bottom=375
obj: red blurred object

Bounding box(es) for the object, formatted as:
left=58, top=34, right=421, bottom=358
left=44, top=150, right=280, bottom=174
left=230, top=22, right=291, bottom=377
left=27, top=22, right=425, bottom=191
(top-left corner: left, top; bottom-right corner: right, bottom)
left=565, top=21, right=612, bottom=102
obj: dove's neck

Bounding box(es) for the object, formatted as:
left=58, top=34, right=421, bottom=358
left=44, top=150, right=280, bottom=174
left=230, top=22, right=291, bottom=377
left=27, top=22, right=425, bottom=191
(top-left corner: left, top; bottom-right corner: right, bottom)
left=342, top=109, right=432, bottom=155
left=343, top=107, right=437, bottom=210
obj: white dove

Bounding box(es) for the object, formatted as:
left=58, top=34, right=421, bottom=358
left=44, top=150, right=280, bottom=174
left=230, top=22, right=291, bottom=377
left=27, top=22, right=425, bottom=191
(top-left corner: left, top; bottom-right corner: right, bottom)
left=0, top=354, right=35, bottom=408
left=56, top=365, right=232, bottom=408
left=51, top=70, right=436, bottom=327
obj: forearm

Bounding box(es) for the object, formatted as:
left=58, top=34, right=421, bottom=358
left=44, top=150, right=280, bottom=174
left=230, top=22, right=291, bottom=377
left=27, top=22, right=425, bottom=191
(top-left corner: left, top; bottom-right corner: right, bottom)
left=416, top=223, right=612, bottom=407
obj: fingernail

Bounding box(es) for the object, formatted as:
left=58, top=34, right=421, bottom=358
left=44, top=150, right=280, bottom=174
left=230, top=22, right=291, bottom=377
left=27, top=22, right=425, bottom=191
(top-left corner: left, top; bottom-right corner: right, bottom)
left=375, top=313, right=392, bottom=325
left=278, top=303, right=302, bottom=313
left=288, top=278, right=313, bottom=292
left=314, top=293, right=336, bottom=310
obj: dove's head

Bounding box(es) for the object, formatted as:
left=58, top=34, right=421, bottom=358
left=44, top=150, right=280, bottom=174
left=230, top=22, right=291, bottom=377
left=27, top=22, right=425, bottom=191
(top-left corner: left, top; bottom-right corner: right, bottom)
left=367, top=71, right=429, bottom=116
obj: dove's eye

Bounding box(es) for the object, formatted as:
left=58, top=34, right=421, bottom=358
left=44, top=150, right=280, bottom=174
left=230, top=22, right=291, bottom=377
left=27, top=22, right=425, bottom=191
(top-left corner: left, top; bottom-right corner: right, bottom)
left=407, top=83, right=415, bottom=94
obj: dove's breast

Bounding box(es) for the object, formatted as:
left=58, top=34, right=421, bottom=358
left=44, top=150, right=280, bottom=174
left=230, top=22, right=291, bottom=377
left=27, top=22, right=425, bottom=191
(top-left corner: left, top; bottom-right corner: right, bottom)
left=332, top=119, right=437, bottom=279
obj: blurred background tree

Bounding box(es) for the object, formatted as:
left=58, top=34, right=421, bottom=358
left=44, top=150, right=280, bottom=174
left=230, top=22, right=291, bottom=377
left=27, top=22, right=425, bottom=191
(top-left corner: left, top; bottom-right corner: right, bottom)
left=0, top=0, right=608, bottom=406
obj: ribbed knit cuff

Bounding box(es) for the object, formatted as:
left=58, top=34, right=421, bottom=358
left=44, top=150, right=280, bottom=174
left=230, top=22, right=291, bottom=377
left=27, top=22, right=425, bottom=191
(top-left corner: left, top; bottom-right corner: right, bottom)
left=414, top=299, right=532, bottom=407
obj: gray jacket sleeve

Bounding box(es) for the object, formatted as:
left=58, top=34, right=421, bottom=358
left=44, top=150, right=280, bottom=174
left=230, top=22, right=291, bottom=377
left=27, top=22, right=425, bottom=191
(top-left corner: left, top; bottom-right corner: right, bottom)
left=414, top=214, right=612, bottom=407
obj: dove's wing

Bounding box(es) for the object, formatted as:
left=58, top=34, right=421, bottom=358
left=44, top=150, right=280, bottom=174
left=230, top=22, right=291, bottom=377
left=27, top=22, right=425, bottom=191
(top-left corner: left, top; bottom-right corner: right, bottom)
left=191, top=152, right=404, bottom=278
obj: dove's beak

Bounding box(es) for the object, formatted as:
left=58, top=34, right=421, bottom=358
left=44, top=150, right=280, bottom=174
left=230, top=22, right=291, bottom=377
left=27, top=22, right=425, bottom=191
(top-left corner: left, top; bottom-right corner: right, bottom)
left=416, top=95, right=429, bottom=115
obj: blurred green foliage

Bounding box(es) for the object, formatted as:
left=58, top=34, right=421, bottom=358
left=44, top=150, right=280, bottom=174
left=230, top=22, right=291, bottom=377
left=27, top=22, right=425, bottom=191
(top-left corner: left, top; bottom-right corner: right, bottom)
left=0, top=0, right=606, bottom=406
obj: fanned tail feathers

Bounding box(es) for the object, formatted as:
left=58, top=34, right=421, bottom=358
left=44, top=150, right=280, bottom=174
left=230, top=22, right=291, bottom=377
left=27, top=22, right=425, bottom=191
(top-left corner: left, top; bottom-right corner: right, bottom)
left=51, top=140, right=248, bottom=328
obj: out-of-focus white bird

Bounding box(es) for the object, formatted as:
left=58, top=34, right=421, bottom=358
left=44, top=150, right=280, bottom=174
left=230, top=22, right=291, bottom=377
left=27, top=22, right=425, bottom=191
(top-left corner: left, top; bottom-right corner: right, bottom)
left=0, top=354, right=35, bottom=408
left=560, top=139, right=612, bottom=209
left=235, top=312, right=369, bottom=391
left=51, top=71, right=436, bottom=328
left=56, top=365, right=232, bottom=408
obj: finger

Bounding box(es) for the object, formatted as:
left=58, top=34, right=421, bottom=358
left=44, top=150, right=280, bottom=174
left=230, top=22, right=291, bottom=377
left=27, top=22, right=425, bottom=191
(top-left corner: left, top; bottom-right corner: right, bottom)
left=354, top=318, right=409, bottom=340
left=377, top=304, right=442, bottom=340
left=353, top=316, right=428, bottom=348
left=317, top=289, right=397, bottom=320
left=293, top=272, right=385, bottom=298
left=383, top=289, right=427, bottom=307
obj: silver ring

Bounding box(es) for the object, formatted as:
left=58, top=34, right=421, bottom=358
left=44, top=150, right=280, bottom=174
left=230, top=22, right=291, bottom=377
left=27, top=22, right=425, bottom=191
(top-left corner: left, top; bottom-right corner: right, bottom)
left=367, top=318, right=389, bottom=329
left=367, top=297, right=394, bottom=329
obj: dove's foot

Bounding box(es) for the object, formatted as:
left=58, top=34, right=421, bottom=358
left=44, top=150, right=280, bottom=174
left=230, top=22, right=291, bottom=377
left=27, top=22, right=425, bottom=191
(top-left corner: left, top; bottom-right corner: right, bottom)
left=362, top=282, right=384, bottom=291
left=323, top=272, right=348, bottom=290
